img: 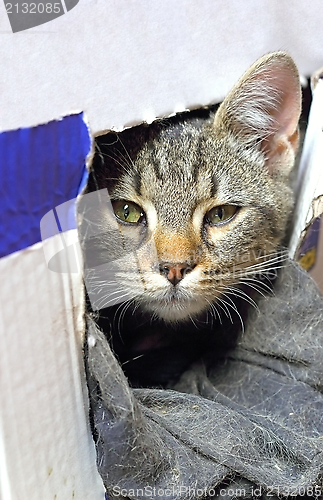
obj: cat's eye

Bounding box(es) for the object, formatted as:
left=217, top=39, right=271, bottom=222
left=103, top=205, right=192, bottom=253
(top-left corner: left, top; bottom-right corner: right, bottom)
left=205, top=205, right=238, bottom=225
left=112, top=200, right=145, bottom=224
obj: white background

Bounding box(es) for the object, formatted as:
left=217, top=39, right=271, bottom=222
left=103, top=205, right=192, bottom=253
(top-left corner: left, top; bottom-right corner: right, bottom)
left=0, top=0, right=323, bottom=134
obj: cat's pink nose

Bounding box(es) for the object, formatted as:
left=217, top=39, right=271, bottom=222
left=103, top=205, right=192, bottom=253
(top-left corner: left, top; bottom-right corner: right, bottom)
left=159, top=262, right=195, bottom=286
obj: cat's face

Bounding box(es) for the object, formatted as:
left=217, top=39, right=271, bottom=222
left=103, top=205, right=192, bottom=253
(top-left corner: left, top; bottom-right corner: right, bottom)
left=80, top=52, right=301, bottom=323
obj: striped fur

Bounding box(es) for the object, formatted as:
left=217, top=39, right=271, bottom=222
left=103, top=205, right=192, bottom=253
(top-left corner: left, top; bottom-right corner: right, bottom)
left=81, top=52, right=301, bottom=323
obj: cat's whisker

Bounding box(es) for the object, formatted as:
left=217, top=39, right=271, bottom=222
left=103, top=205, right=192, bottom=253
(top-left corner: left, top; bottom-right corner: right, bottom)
left=112, top=299, right=133, bottom=339
left=203, top=297, right=219, bottom=325
left=93, top=142, right=105, bottom=176
left=89, top=283, right=121, bottom=292
left=117, top=300, right=135, bottom=338
left=234, top=256, right=287, bottom=275
left=238, top=270, right=276, bottom=284
left=238, top=279, right=273, bottom=297
left=233, top=260, right=285, bottom=280
left=86, top=277, right=120, bottom=286
left=241, top=260, right=285, bottom=274
left=122, top=354, right=145, bottom=367
left=188, top=314, right=198, bottom=329
left=99, top=151, right=132, bottom=172
left=150, top=311, right=160, bottom=323
left=202, top=309, right=213, bottom=329
left=219, top=294, right=245, bottom=333
left=215, top=296, right=233, bottom=323
left=131, top=301, right=141, bottom=316
left=235, top=269, right=282, bottom=283
left=96, top=290, right=133, bottom=310
left=238, top=273, right=274, bottom=288
left=204, top=254, right=286, bottom=286
left=240, top=266, right=284, bottom=277
left=98, top=137, right=135, bottom=173
left=94, top=295, right=116, bottom=310
left=250, top=248, right=288, bottom=260
left=241, top=257, right=287, bottom=273
left=244, top=248, right=287, bottom=262
left=117, top=135, right=137, bottom=170
left=207, top=300, right=222, bottom=325
left=223, top=286, right=259, bottom=311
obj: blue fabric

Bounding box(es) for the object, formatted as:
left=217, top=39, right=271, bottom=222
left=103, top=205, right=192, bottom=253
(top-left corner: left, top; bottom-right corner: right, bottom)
left=0, top=113, right=91, bottom=259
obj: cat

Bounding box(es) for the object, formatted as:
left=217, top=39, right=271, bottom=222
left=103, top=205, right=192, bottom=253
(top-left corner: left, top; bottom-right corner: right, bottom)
left=79, top=52, right=301, bottom=387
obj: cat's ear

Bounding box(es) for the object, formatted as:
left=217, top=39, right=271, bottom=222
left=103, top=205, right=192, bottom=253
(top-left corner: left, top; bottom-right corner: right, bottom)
left=213, top=52, right=301, bottom=173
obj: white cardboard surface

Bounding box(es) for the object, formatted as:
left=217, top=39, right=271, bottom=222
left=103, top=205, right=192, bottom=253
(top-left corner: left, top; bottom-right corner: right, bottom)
left=0, top=232, right=104, bottom=500
left=0, top=0, right=323, bottom=134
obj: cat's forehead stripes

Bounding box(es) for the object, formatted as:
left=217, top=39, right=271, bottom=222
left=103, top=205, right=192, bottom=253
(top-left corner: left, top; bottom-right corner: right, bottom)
left=112, top=124, right=264, bottom=230
left=210, top=176, right=218, bottom=198
left=139, top=125, right=211, bottom=183
left=111, top=120, right=282, bottom=235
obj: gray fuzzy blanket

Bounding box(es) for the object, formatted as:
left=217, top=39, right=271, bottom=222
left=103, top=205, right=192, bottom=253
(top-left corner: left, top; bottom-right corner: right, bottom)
left=86, top=260, right=323, bottom=500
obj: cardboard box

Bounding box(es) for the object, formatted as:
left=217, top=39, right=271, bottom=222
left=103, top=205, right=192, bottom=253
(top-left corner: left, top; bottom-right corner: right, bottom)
left=290, top=72, right=323, bottom=292
left=1, top=1, right=323, bottom=498
left=0, top=114, right=105, bottom=499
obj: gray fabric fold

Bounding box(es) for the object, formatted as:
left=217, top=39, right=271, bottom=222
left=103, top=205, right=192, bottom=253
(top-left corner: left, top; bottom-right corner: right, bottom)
left=86, top=260, right=323, bottom=499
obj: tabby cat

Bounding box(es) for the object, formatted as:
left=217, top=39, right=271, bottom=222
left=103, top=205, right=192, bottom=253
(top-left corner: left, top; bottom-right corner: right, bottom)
left=80, top=52, right=301, bottom=387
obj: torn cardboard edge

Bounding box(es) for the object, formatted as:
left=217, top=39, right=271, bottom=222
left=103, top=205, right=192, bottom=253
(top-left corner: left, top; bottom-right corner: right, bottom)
left=0, top=111, right=92, bottom=259
left=291, top=71, right=323, bottom=280
left=296, top=196, right=323, bottom=272
left=290, top=73, right=323, bottom=260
